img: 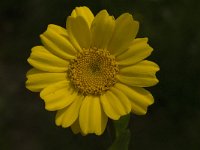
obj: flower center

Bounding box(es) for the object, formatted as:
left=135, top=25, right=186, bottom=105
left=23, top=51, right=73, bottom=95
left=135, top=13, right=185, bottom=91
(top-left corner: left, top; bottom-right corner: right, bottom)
left=68, top=48, right=119, bottom=95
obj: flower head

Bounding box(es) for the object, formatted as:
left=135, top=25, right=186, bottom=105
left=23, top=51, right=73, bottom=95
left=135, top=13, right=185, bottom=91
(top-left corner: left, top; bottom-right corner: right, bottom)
left=26, top=6, right=159, bottom=135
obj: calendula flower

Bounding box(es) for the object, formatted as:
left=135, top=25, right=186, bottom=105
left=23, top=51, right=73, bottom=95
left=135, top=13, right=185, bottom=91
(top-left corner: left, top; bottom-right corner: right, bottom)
left=26, top=6, right=159, bottom=135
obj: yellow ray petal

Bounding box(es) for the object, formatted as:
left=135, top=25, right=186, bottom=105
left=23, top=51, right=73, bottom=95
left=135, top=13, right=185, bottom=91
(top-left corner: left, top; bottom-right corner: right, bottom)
left=40, top=81, right=77, bottom=111
left=71, top=6, right=94, bottom=27
left=110, top=87, right=131, bottom=112
left=100, top=94, right=120, bottom=120
left=100, top=89, right=131, bottom=120
left=117, top=38, right=153, bottom=66
left=117, top=60, right=159, bottom=87
left=42, top=26, right=77, bottom=55
left=79, top=96, right=108, bottom=135
left=40, top=25, right=76, bottom=60
left=47, top=24, right=68, bottom=37
left=91, top=10, right=115, bottom=49
left=26, top=68, right=67, bottom=92
left=119, top=60, right=159, bottom=76
left=71, top=118, right=82, bottom=134
left=70, top=118, right=87, bottom=136
left=67, top=16, right=91, bottom=49
left=55, top=95, right=84, bottom=128
left=115, top=83, right=154, bottom=115
left=27, top=46, right=69, bottom=72
left=108, top=13, right=139, bottom=56
left=67, top=6, right=94, bottom=52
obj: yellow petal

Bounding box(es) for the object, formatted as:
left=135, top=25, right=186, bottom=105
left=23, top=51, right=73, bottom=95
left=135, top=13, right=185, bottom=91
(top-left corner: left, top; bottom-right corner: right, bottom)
left=71, top=119, right=82, bottom=134
left=71, top=6, right=94, bottom=27
left=115, top=83, right=154, bottom=115
left=26, top=68, right=67, bottom=92
left=40, top=81, right=77, bottom=111
left=91, top=10, right=115, bottom=49
left=119, top=60, right=159, bottom=76
left=55, top=95, right=84, bottom=128
left=70, top=119, right=87, bottom=136
left=79, top=96, right=108, bottom=135
left=67, top=16, right=91, bottom=49
left=47, top=24, right=68, bottom=37
left=40, top=25, right=76, bottom=60
left=100, top=89, right=131, bottom=120
left=110, top=87, right=132, bottom=111
left=67, top=6, right=94, bottom=52
left=27, top=46, right=69, bottom=72
left=108, top=13, right=139, bottom=56
left=100, top=94, right=119, bottom=120
left=117, top=38, right=153, bottom=66
left=117, top=60, right=159, bottom=87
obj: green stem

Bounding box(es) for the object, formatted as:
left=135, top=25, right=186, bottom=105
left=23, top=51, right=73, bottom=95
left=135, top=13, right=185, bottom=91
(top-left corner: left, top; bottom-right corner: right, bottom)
left=108, top=114, right=131, bottom=150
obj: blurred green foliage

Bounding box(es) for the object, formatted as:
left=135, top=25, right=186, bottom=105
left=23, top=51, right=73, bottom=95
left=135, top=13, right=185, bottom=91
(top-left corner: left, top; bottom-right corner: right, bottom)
left=0, top=0, right=200, bottom=149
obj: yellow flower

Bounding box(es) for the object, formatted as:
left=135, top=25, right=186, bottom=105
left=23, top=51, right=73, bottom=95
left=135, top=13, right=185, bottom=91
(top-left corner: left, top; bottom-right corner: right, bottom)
left=26, top=6, right=159, bottom=135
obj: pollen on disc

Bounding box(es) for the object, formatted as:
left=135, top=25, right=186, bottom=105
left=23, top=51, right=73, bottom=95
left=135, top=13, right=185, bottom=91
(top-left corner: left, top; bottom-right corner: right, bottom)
left=68, top=48, right=119, bottom=95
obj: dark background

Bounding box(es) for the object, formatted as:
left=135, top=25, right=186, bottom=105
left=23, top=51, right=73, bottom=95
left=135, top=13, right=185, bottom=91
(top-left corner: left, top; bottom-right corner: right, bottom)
left=0, top=0, right=200, bottom=149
